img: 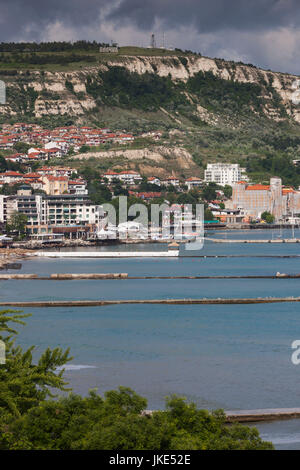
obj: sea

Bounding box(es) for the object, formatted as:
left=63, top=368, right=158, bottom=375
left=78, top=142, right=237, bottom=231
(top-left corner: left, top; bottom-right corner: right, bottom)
left=2, top=228, right=300, bottom=449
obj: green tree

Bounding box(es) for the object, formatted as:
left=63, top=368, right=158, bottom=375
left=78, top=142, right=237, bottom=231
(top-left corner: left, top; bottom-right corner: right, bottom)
left=0, top=183, right=23, bottom=196
left=0, top=310, right=72, bottom=418
left=6, top=211, right=28, bottom=237
left=13, top=142, right=31, bottom=154
left=202, top=183, right=218, bottom=202
left=79, top=145, right=90, bottom=154
left=223, top=185, right=233, bottom=199
left=0, top=311, right=273, bottom=450
left=261, top=211, right=275, bottom=224
left=0, top=155, right=8, bottom=172
left=204, top=208, right=214, bottom=221
left=1, top=389, right=273, bottom=450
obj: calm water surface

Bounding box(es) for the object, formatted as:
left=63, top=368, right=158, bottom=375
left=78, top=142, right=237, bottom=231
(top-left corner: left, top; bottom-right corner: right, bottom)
left=2, top=230, right=300, bottom=449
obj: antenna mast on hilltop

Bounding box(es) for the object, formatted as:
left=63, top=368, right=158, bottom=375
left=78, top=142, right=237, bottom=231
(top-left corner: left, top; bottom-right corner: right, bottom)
left=151, top=33, right=156, bottom=48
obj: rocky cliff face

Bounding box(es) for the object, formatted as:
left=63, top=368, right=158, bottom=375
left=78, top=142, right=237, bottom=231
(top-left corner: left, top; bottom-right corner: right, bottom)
left=73, top=146, right=198, bottom=178
left=0, top=55, right=299, bottom=122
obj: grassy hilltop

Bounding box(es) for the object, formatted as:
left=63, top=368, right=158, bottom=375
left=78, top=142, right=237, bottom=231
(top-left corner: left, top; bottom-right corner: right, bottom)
left=1, top=42, right=300, bottom=184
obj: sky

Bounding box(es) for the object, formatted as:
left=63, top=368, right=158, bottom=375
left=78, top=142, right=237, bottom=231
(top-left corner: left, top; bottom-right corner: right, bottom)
left=1, top=0, right=300, bottom=75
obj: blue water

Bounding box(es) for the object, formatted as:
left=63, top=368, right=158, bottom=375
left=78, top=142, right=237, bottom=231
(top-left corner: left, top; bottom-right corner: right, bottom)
left=2, top=232, right=300, bottom=449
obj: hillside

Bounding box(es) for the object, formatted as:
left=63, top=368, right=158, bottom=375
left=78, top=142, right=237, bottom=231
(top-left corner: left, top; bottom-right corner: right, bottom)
left=1, top=46, right=300, bottom=183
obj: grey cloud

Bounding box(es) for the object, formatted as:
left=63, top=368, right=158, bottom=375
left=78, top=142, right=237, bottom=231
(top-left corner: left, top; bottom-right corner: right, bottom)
left=108, top=0, right=300, bottom=34
left=0, top=0, right=300, bottom=74
left=0, top=0, right=108, bottom=40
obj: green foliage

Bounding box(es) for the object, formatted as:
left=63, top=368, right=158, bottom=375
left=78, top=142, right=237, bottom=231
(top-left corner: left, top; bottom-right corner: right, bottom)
left=79, top=144, right=90, bottom=153
left=65, top=80, right=74, bottom=93
left=0, top=154, right=7, bottom=171
left=202, top=183, right=218, bottom=202
left=0, top=310, right=273, bottom=450
left=113, top=183, right=129, bottom=196
left=0, top=310, right=72, bottom=418
left=0, top=52, right=96, bottom=66
left=6, top=211, right=28, bottom=236
left=261, top=211, right=275, bottom=223
left=246, top=153, right=300, bottom=186
left=204, top=208, right=214, bottom=221
left=223, top=185, right=233, bottom=199
left=0, top=41, right=106, bottom=53
left=88, top=181, right=112, bottom=205
left=0, top=183, right=23, bottom=195
left=14, top=142, right=31, bottom=153
left=0, top=389, right=273, bottom=450
left=187, top=71, right=265, bottom=115
left=87, top=67, right=187, bottom=111
left=6, top=85, right=38, bottom=115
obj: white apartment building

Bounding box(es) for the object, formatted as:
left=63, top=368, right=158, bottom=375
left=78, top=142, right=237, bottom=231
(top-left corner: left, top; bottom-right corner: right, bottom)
left=0, top=194, right=106, bottom=233
left=204, top=163, right=244, bottom=186
left=0, top=195, right=7, bottom=223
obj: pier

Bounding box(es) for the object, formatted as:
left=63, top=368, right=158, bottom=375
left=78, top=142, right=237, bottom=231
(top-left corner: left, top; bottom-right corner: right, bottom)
left=206, top=237, right=300, bottom=243
left=1, top=296, right=300, bottom=307
left=1, top=273, right=300, bottom=280
left=35, top=250, right=179, bottom=258
left=144, top=408, right=300, bottom=423
left=225, top=408, right=300, bottom=423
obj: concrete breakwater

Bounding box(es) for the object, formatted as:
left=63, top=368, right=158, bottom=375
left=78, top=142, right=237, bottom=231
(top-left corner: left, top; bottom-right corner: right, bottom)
left=1, top=273, right=300, bottom=280
left=206, top=237, right=300, bottom=243
left=50, top=273, right=128, bottom=280
left=0, top=273, right=128, bottom=280
left=36, top=250, right=179, bottom=258
left=145, top=408, right=300, bottom=423
left=225, top=408, right=300, bottom=423
left=1, top=297, right=300, bottom=307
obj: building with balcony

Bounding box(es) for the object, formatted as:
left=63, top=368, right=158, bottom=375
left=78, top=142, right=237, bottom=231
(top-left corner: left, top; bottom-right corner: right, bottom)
left=204, top=163, right=244, bottom=186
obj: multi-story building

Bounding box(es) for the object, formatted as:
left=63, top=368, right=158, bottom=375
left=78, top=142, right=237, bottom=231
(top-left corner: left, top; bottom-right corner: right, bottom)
left=118, top=171, right=142, bottom=185
left=0, top=195, right=7, bottom=223
left=45, top=195, right=106, bottom=228
left=204, top=163, right=244, bottom=186
left=0, top=193, right=106, bottom=234
left=68, top=179, right=88, bottom=195
left=41, top=175, right=69, bottom=195
left=161, top=177, right=180, bottom=187
left=232, top=177, right=300, bottom=221
left=102, top=170, right=142, bottom=186
left=5, top=193, right=47, bottom=229
left=185, top=177, right=203, bottom=191
left=147, top=177, right=161, bottom=186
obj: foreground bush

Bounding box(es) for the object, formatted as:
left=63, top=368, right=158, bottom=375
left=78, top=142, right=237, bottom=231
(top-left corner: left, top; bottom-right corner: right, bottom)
left=0, top=310, right=273, bottom=450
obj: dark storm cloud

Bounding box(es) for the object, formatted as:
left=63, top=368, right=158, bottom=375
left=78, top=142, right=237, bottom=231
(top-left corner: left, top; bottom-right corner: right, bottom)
left=108, top=0, right=299, bottom=33
left=0, top=0, right=300, bottom=73
left=0, top=0, right=107, bottom=40
left=0, top=0, right=298, bottom=41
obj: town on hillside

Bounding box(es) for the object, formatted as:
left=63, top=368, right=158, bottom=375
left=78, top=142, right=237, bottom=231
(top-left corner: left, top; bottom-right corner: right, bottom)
left=1, top=123, right=300, bottom=245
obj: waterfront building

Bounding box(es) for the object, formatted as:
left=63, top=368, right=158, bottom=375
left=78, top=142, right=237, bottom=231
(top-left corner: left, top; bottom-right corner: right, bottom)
left=0, top=194, right=106, bottom=235
left=232, top=177, right=300, bottom=221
